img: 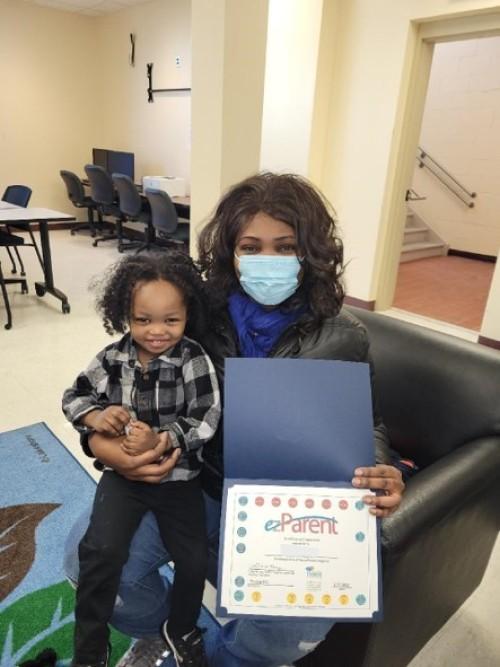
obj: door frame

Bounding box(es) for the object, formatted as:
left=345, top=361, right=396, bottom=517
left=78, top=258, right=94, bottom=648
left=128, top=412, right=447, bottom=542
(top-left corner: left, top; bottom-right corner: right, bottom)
left=372, top=11, right=500, bottom=311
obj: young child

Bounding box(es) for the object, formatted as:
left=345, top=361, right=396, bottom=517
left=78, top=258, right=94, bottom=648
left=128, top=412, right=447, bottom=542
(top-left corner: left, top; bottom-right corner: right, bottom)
left=62, top=251, right=221, bottom=667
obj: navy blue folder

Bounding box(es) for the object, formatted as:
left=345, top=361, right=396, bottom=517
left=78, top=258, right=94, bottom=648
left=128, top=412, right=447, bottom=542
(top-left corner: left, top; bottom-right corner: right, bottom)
left=223, top=358, right=375, bottom=482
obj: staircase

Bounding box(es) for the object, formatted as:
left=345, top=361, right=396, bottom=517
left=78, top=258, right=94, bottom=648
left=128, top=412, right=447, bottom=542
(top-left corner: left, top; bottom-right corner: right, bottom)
left=400, top=210, right=448, bottom=263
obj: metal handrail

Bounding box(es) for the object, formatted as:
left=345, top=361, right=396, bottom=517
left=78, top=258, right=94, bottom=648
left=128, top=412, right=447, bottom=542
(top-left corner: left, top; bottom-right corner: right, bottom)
left=417, top=147, right=476, bottom=208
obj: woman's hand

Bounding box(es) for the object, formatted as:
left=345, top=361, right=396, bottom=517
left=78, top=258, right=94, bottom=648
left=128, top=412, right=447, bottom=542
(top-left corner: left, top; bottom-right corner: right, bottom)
left=352, top=464, right=405, bottom=518
left=88, top=431, right=181, bottom=484
left=81, top=406, right=131, bottom=436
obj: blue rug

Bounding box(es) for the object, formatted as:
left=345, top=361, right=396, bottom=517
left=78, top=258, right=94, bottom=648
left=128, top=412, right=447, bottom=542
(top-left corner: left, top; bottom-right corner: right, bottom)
left=0, top=423, right=220, bottom=667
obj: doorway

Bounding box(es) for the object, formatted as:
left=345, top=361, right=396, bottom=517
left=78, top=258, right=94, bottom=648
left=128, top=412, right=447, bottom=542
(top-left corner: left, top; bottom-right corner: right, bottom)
left=392, top=37, right=499, bottom=332
left=373, top=13, right=500, bottom=338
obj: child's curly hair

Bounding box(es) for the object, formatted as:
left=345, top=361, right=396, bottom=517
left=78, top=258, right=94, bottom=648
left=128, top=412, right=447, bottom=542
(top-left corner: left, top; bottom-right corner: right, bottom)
left=93, top=251, right=210, bottom=339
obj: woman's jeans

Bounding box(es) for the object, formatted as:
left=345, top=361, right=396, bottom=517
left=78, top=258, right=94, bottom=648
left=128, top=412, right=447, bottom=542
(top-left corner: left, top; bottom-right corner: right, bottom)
left=64, top=492, right=334, bottom=667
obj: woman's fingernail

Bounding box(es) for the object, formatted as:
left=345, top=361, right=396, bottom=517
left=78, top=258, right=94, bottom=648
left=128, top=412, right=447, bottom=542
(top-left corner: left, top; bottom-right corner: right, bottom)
left=352, top=477, right=361, bottom=486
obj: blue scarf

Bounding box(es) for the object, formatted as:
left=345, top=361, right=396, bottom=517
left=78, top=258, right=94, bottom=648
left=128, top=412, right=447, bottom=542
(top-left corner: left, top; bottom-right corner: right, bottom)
left=228, top=291, right=304, bottom=358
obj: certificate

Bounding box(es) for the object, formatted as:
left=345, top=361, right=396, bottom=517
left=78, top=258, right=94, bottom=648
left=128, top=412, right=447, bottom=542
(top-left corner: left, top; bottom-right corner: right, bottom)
left=217, top=482, right=380, bottom=620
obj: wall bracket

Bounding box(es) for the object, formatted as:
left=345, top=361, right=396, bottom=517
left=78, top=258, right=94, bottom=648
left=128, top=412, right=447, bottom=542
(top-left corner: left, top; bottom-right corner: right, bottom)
left=147, top=63, right=191, bottom=103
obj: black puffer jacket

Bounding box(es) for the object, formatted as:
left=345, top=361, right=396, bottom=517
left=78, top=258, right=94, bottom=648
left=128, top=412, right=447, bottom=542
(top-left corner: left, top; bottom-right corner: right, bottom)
left=201, top=307, right=394, bottom=500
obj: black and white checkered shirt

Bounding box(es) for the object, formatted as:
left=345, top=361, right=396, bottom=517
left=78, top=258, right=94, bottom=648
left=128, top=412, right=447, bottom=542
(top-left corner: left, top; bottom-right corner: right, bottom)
left=62, top=334, right=221, bottom=482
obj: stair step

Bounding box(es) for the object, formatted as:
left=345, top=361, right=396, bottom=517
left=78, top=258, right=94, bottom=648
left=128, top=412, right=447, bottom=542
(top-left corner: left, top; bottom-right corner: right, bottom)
left=400, top=241, right=447, bottom=263
left=404, top=226, right=429, bottom=244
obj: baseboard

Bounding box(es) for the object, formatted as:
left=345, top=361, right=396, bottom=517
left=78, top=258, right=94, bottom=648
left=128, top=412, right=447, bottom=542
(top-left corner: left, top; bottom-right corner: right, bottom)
left=478, top=335, right=500, bottom=350
left=343, top=296, right=375, bottom=310
left=448, top=249, right=497, bottom=263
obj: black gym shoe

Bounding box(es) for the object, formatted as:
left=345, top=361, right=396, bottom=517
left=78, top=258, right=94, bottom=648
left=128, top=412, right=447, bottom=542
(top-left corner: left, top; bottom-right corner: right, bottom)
left=161, top=624, right=208, bottom=667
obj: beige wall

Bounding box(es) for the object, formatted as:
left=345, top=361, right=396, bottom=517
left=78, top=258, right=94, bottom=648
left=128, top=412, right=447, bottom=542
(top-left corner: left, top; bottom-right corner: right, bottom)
left=412, top=37, right=500, bottom=256
left=314, top=1, right=500, bottom=303
left=0, top=0, right=191, bottom=216
left=96, top=0, right=191, bottom=188
left=0, top=0, right=99, bottom=211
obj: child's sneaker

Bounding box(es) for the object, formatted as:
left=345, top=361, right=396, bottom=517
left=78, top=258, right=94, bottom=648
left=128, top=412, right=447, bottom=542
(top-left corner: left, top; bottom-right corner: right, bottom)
left=161, top=624, right=208, bottom=667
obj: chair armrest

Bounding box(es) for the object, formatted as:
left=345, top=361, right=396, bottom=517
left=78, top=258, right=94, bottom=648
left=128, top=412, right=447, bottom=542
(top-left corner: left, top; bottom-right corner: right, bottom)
left=381, top=436, right=500, bottom=555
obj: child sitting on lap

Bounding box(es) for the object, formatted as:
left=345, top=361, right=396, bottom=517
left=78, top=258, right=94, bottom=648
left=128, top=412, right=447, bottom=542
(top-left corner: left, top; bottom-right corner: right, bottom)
left=62, top=251, right=221, bottom=667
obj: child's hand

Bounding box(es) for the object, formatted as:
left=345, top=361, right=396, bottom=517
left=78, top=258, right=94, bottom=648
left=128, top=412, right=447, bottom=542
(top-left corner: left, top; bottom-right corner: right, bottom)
left=121, top=420, right=159, bottom=456
left=82, top=407, right=131, bottom=436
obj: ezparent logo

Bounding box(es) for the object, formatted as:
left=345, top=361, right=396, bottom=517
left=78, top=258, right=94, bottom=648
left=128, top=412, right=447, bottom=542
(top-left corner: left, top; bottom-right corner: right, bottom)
left=264, top=513, right=338, bottom=535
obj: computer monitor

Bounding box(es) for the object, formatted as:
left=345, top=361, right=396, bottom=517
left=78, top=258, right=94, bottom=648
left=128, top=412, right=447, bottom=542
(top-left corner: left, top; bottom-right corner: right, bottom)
left=107, top=150, right=135, bottom=181
left=91, top=148, right=135, bottom=181
left=92, top=148, right=108, bottom=170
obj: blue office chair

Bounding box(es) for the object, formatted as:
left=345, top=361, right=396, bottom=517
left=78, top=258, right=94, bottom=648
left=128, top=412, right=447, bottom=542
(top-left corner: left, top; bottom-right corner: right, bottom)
left=144, top=188, right=189, bottom=249
left=0, top=231, right=28, bottom=329
left=1, top=185, right=42, bottom=277
left=60, top=170, right=102, bottom=237
left=85, top=164, right=130, bottom=252
left=112, top=173, right=153, bottom=252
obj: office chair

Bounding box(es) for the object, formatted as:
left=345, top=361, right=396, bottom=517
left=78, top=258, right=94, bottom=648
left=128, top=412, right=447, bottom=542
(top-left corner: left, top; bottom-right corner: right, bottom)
left=60, top=170, right=103, bottom=237
left=0, top=230, right=28, bottom=330
left=112, top=173, right=154, bottom=253
left=1, top=185, right=42, bottom=277
left=84, top=164, right=130, bottom=252
left=144, top=188, right=190, bottom=249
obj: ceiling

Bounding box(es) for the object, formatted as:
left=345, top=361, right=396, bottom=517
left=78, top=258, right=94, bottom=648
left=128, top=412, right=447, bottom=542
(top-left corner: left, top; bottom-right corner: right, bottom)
left=24, top=0, right=154, bottom=17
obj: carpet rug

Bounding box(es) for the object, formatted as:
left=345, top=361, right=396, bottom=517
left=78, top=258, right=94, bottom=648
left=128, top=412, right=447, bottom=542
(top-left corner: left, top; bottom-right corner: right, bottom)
left=0, top=423, right=220, bottom=667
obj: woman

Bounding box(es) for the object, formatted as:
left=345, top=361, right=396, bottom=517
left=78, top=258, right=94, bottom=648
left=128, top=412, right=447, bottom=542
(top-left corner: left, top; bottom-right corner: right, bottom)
left=64, top=173, right=405, bottom=667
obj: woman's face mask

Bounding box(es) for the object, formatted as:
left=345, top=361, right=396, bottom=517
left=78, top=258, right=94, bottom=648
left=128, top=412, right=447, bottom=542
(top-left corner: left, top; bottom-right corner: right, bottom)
left=234, top=213, right=302, bottom=306
left=235, top=253, right=301, bottom=305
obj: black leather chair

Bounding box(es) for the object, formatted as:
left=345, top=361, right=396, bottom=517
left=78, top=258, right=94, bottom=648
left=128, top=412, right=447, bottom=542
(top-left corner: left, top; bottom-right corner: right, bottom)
left=1, top=185, right=40, bottom=277
left=144, top=188, right=189, bottom=248
left=0, top=231, right=28, bottom=329
left=60, top=170, right=102, bottom=237
left=84, top=165, right=129, bottom=252
left=297, top=307, right=500, bottom=667
left=112, top=173, right=153, bottom=253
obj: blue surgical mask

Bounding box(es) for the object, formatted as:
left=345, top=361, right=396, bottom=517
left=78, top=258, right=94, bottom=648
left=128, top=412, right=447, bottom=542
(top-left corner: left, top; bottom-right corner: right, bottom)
left=235, top=253, right=302, bottom=306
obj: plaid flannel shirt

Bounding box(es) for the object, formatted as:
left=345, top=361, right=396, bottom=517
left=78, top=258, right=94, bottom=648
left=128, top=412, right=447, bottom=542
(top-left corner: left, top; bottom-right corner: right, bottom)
left=62, top=333, right=221, bottom=482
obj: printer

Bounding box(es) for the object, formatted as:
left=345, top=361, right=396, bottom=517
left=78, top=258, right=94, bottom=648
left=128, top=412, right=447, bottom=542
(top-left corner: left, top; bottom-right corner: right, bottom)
left=142, top=176, right=186, bottom=198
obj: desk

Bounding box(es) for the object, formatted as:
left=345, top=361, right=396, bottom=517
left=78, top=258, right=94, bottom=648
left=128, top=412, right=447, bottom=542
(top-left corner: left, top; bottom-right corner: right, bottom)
left=0, top=207, right=75, bottom=313
left=0, top=201, right=20, bottom=210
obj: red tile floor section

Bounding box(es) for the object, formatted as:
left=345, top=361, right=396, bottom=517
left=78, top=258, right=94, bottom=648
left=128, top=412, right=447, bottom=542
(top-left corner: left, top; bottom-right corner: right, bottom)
left=392, top=255, right=495, bottom=331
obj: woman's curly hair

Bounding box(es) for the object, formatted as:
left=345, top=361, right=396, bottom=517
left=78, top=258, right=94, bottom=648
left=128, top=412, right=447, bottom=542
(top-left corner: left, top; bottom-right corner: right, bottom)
left=93, top=250, right=210, bottom=339
left=197, top=172, right=344, bottom=323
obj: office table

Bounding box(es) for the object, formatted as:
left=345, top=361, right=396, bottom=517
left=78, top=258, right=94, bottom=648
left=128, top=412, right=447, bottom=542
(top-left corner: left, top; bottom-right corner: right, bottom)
left=0, top=207, right=75, bottom=313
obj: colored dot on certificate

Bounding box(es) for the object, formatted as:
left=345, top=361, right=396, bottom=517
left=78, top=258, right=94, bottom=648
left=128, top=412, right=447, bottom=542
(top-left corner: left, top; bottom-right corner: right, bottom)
left=356, top=594, right=367, bottom=605
left=238, top=496, right=248, bottom=506
left=322, top=594, right=332, bottom=605
left=234, top=590, right=244, bottom=602
left=235, top=576, right=245, bottom=587
left=288, top=497, right=298, bottom=508
left=339, top=594, right=349, bottom=605
left=255, top=496, right=264, bottom=506
left=355, top=500, right=365, bottom=510
left=339, top=499, right=348, bottom=510
left=305, top=499, right=314, bottom=508
left=236, top=543, right=246, bottom=553
left=272, top=497, right=281, bottom=507
left=238, top=511, right=247, bottom=521
left=287, top=593, right=297, bottom=603
left=252, top=591, right=262, bottom=602
left=304, top=594, right=314, bottom=604
left=237, top=527, right=247, bottom=537
left=322, top=499, right=332, bottom=509
left=355, top=531, right=365, bottom=542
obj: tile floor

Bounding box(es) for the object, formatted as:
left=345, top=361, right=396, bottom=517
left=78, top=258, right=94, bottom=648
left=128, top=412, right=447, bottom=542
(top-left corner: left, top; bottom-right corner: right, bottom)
left=1, top=230, right=499, bottom=665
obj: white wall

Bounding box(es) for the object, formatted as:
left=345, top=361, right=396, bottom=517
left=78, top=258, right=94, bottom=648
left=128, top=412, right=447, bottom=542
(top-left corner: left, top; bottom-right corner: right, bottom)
left=260, top=0, right=323, bottom=175
left=412, top=37, right=500, bottom=256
